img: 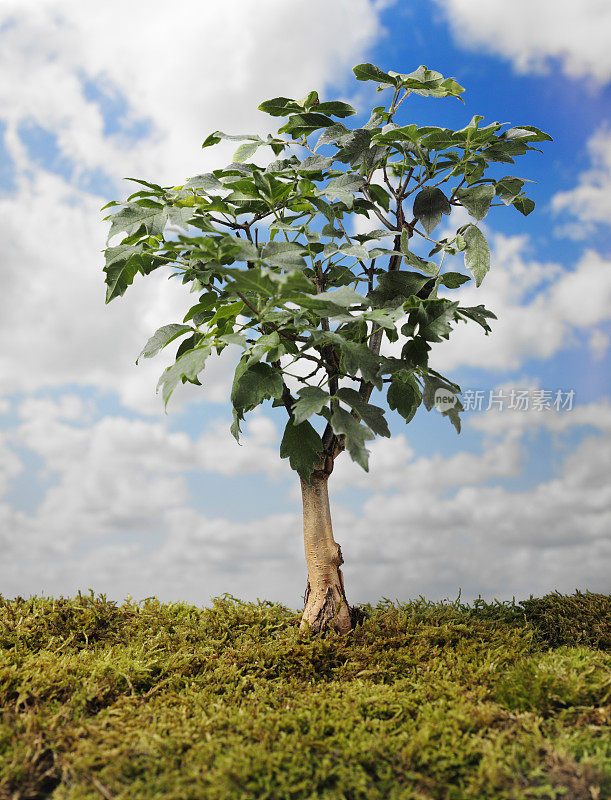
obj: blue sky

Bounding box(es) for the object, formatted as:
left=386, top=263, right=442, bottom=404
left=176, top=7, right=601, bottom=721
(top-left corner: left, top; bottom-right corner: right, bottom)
left=0, top=0, right=609, bottom=610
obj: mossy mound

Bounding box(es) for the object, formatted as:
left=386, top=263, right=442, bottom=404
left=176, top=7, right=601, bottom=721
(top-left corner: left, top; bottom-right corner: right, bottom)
left=0, top=590, right=609, bottom=799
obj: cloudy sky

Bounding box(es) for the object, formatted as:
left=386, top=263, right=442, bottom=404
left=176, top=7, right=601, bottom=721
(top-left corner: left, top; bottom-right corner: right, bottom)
left=1, top=0, right=609, bottom=611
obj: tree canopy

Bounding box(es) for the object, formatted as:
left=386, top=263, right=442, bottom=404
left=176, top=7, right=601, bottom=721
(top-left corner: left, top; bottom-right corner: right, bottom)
left=102, top=63, right=551, bottom=481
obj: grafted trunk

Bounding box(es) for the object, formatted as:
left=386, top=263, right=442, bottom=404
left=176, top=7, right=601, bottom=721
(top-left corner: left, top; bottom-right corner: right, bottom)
left=300, top=469, right=353, bottom=634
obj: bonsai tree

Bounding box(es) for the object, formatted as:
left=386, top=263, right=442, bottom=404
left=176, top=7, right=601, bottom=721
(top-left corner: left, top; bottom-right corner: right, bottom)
left=101, top=62, right=551, bottom=633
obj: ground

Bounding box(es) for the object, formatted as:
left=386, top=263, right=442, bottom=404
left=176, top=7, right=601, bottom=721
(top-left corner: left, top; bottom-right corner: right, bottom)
left=0, top=590, right=609, bottom=799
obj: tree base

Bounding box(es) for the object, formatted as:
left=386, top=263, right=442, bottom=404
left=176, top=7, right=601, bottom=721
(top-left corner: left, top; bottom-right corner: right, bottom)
left=300, top=580, right=369, bottom=634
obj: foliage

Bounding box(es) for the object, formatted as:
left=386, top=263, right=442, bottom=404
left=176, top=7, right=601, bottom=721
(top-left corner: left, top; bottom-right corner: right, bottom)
left=0, top=590, right=608, bottom=799
left=102, top=64, right=551, bottom=481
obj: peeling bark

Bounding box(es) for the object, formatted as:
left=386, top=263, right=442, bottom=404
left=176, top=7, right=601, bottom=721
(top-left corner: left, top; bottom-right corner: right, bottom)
left=300, top=469, right=353, bottom=634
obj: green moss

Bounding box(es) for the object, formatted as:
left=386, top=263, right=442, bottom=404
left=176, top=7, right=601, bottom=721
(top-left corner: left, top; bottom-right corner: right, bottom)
left=516, top=591, right=611, bottom=649
left=495, top=647, right=611, bottom=715
left=0, top=590, right=608, bottom=799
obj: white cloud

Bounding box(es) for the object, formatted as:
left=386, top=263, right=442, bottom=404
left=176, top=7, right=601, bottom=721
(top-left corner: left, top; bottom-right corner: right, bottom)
left=589, top=329, right=609, bottom=361
left=197, top=412, right=286, bottom=478
left=470, top=397, right=611, bottom=437
left=0, top=434, right=23, bottom=499
left=343, top=430, right=611, bottom=600
left=1, top=390, right=609, bottom=607
left=436, top=0, right=611, bottom=83
left=0, top=1, right=382, bottom=184
left=2, top=396, right=286, bottom=560
left=331, top=432, right=521, bottom=493
left=552, top=127, right=611, bottom=238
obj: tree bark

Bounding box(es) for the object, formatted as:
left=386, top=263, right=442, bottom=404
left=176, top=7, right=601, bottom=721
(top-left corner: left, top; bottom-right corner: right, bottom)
left=300, top=468, right=353, bottom=634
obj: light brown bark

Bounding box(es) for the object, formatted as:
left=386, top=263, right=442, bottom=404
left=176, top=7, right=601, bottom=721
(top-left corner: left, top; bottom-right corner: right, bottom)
left=300, top=469, right=352, bottom=634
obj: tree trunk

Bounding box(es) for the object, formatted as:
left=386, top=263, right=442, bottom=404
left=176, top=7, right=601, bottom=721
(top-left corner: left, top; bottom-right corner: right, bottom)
left=300, top=468, right=353, bottom=634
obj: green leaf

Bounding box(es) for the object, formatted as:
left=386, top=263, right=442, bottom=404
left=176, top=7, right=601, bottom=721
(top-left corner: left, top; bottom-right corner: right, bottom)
left=372, top=124, right=419, bottom=145
left=455, top=184, right=495, bottom=221
left=156, top=346, right=211, bottom=407
left=337, top=340, right=381, bottom=385
left=298, top=155, right=335, bottom=172
left=308, top=195, right=336, bottom=223
left=219, top=266, right=276, bottom=297
left=339, top=243, right=370, bottom=260
left=415, top=299, right=458, bottom=342
left=261, top=241, right=308, bottom=269
left=330, top=406, right=374, bottom=471
left=392, top=67, right=465, bottom=99
left=367, top=184, right=391, bottom=211
left=106, top=202, right=168, bottom=241
left=234, top=141, right=260, bottom=162
left=258, top=97, right=303, bottom=116
left=166, top=206, right=194, bottom=232
left=401, top=230, right=438, bottom=274
left=218, top=333, right=248, bottom=347
left=315, top=123, right=350, bottom=148
left=103, top=246, right=144, bottom=303
left=314, top=101, right=357, bottom=118
left=422, top=372, right=460, bottom=411
left=401, top=337, right=430, bottom=369
left=275, top=270, right=317, bottom=295
left=439, top=77, right=465, bottom=99
left=322, top=173, right=365, bottom=198
left=439, top=272, right=470, bottom=289
left=512, top=196, right=535, bottom=216
left=495, top=176, right=525, bottom=205
left=444, top=403, right=462, bottom=434
left=502, top=125, right=552, bottom=143
left=422, top=373, right=463, bottom=433
left=184, top=173, right=223, bottom=192
left=280, top=420, right=324, bottom=482
left=419, top=128, right=457, bottom=151
left=396, top=65, right=443, bottom=90
left=457, top=304, right=497, bottom=334
left=387, top=372, right=422, bottom=424
left=335, top=388, right=390, bottom=437
left=334, top=129, right=372, bottom=165
left=293, top=387, right=330, bottom=425
left=413, top=188, right=451, bottom=235
left=202, top=132, right=222, bottom=148
left=297, top=90, right=316, bottom=109
left=227, top=236, right=259, bottom=262
left=279, top=113, right=336, bottom=138
left=204, top=130, right=260, bottom=144
left=464, top=158, right=486, bottom=185
left=230, top=408, right=243, bottom=442
left=352, top=63, right=397, bottom=85
left=231, top=361, right=283, bottom=412
left=137, top=324, right=194, bottom=363
left=463, top=225, right=490, bottom=286
left=370, top=271, right=434, bottom=306
left=313, top=285, right=368, bottom=308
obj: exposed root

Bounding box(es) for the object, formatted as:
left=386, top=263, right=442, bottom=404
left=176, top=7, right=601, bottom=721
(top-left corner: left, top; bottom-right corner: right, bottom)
left=301, top=583, right=352, bottom=634
left=300, top=566, right=369, bottom=634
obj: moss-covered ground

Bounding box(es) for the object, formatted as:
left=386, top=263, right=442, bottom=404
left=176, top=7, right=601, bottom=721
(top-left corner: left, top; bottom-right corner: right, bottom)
left=0, top=589, right=609, bottom=799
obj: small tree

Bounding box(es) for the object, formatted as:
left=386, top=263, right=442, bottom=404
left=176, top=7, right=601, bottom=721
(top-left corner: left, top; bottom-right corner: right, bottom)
left=102, top=63, right=550, bottom=633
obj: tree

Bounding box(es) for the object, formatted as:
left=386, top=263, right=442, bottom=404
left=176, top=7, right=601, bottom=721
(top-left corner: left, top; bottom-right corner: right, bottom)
left=101, top=63, right=551, bottom=634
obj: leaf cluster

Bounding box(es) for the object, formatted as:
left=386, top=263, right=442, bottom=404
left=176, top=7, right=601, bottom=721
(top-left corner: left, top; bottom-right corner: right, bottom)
left=102, top=63, right=551, bottom=480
